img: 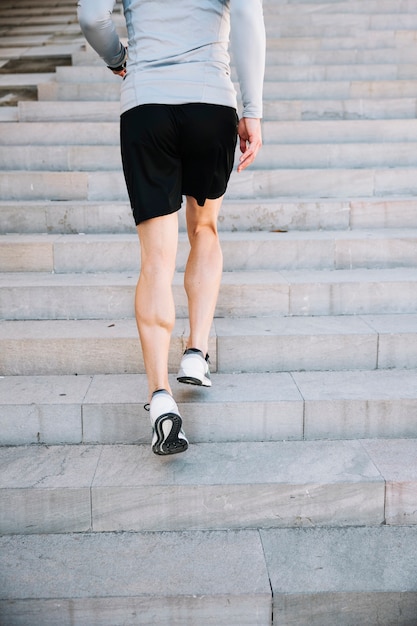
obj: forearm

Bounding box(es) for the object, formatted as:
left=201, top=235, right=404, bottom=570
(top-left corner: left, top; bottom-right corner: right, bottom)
left=77, top=0, right=125, bottom=68
left=230, top=0, right=266, bottom=119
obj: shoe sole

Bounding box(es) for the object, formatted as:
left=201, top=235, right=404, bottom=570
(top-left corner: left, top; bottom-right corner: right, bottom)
left=177, top=375, right=211, bottom=387
left=152, top=412, right=188, bottom=456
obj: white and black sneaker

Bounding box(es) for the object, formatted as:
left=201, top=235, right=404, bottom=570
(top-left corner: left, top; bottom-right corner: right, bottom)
left=148, top=389, right=188, bottom=456
left=177, top=348, right=212, bottom=387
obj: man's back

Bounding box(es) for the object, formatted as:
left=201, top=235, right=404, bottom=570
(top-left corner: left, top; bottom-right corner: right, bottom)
left=120, top=0, right=235, bottom=113
left=78, top=0, right=265, bottom=117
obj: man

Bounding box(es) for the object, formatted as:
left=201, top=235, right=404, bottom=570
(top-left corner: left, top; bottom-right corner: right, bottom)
left=77, top=0, right=265, bottom=455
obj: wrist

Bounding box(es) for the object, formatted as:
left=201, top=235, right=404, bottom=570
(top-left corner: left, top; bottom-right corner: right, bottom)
left=107, top=45, right=127, bottom=73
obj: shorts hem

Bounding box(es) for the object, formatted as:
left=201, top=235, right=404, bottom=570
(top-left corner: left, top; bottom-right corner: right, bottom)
left=133, top=203, right=182, bottom=226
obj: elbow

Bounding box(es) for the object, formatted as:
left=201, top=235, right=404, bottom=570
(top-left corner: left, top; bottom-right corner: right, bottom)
left=77, top=2, right=110, bottom=34
left=231, top=0, right=262, bottom=22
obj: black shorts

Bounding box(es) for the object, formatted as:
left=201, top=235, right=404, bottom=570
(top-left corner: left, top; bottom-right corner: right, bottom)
left=120, top=103, right=238, bottom=224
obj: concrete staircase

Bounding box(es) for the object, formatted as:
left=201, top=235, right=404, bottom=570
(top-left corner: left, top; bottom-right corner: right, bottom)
left=1, top=0, right=417, bottom=624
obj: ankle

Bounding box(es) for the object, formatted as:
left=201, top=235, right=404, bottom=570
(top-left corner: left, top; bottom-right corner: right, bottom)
left=149, top=387, right=172, bottom=404
left=185, top=344, right=208, bottom=357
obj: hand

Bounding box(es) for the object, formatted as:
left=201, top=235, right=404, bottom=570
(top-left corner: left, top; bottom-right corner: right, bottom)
left=111, top=67, right=126, bottom=78
left=237, top=117, right=262, bottom=172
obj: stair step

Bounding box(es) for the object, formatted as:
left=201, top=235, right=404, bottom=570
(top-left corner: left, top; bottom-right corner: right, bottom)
left=1, top=438, right=416, bottom=533
left=2, top=167, right=417, bottom=200
left=1, top=0, right=417, bottom=621
left=265, top=17, right=417, bottom=39
left=0, top=72, right=55, bottom=87
left=263, top=119, right=417, bottom=143
left=265, top=97, right=417, bottom=120
left=0, top=107, right=17, bottom=121
left=5, top=142, right=417, bottom=170
left=261, top=526, right=417, bottom=626
left=267, top=30, right=417, bottom=51
left=0, top=269, right=289, bottom=319
left=0, top=6, right=79, bottom=18
left=1, top=527, right=416, bottom=626
left=1, top=198, right=416, bottom=234
left=266, top=47, right=417, bottom=65
left=76, top=27, right=417, bottom=54
left=18, top=97, right=417, bottom=122
left=2, top=43, right=81, bottom=60
left=0, top=35, right=53, bottom=48
left=1, top=314, right=416, bottom=375
left=264, top=64, right=417, bottom=81
left=0, top=318, right=193, bottom=376
left=54, top=63, right=417, bottom=83
left=6, top=24, right=80, bottom=38
left=75, top=47, right=417, bottom=67
left=36, top=79, right=417, bottom=102
left=18, top=100, right=121, bottom=122
left=6, top=119, right=417, bottom=145
left=1, top=369, right=417, bottom=446
left=266, top=1, right=417, bottom=15
left=0, top=371, right=303, bottom=446
left=215, top=314, right=417, bottom=372
left=0, top=530, right=272, bottom=626
left=72, top=43, right=415, bottom=66
left=1, top=267, right=417, bottom=319
left=2, top=230, right=417, bottom=272
left=0, top=121, right=120, bottom=145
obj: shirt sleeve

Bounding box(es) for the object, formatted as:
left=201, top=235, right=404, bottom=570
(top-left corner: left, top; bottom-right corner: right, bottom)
left=77, top=0, right=126, bottom=69
left=230, top=0, right=266, bottom=119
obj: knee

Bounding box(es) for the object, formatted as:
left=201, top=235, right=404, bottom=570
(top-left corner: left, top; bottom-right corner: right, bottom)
left=140, top=255, right=176, bottom=282
left=185, top=196, right=221, bottom=241
left=188, top=221, right=219, bottom=244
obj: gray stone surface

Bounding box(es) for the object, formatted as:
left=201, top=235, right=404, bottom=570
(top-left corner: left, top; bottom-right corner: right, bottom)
left=0, top=313, right=390, bottom=377
left=5, top=118, right=417, bottom=146
left=0, top=121, right=119, bottom=145
left=3, top=230, right=417, bottom=273
left=18, top=100, right=121, bottom=122
left=0, top=233, right=57, bottom=272
left=362, top=439, right=417, bottom=525
left=284, top=267, right=417, bottom=315
left=0, top=445, right=100, bottom=533
left=91, top=441, right=384, bottom=531
left=19, top=95, right=417, bottom=123
left=3, top=370, right=417, bottom=446
left=42, top=76, right=417, bottom=101
left=4, top=165, right=417, bottom=202
left=0, top=374, right=92, bottom=444
left=263, top=96, right=417, bottom=122
left=215, top=315, right=378, bottom=372
left=0, top=199, right=352, bottom=235
left=2, top=0, right=417, bottom=620
left=367, top=313, right=417, bottom=369
left=0, top=440, right=389, bottom=534
left=0, top=171, right=89, bottom=201
left=83, top=372, right=304, bottom=444
left=350, top=198, right=417, bottom=229
left=0, top=318, right=199, bottom=376
left=0, top=530, right=272, bottom=626
left=261, top=526, right=417, bottom=625
left=293, top=369, right=417, bottom=439
left=7, top=141, right=417, bottom=171
left=3, top=198, right=417, bottom=234
left=0, top=269, right=290, bottom=318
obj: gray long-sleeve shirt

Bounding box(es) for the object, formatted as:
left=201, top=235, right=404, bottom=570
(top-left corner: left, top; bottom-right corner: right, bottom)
left=77, top=0, right=265, bottom=118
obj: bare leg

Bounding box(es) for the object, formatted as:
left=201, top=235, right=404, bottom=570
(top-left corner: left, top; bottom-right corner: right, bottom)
left=184, top=195, right=224, bottom=355
left=135, top=212, right=178, bottom=400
